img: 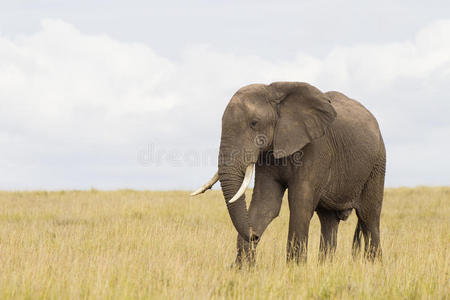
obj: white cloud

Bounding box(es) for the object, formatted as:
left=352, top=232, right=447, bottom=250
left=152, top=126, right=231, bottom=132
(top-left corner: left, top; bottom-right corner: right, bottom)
left=0, top=19, right=449, bottom=189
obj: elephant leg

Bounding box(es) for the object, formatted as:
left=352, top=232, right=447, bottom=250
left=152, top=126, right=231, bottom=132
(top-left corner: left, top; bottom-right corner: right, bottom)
left=234, top=165, right=285, bottom=267
left=316, top=207, right=340, bottom=262
left=286, top=183, right=315, bottom=264
left=355, top=161, right=385, bottom=261
left=357, top=215, right=381, bottom=261
left=352, top=221, right=362, bottom=258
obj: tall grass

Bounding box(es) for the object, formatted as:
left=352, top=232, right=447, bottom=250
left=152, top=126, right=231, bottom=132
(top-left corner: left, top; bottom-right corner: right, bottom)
left=0, top=187, right=448, bottom=299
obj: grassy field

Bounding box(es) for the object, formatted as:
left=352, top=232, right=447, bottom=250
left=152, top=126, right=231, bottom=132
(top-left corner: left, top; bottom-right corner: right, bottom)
left=0, top=187, right=448, bottom=299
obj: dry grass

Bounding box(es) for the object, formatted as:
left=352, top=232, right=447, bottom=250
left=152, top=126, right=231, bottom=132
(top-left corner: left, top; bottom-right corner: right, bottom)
left=0, top=187, right=449, bottom=299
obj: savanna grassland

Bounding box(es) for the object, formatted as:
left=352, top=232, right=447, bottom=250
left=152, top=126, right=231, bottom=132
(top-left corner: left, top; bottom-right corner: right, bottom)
left=0, top=187, right=448, bottom=299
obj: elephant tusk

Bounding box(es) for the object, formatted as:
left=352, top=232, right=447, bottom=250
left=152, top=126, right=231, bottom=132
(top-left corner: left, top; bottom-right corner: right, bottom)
left=228, top=164, right=254, bottom=203
left=190, top=171, right=219, bottom=196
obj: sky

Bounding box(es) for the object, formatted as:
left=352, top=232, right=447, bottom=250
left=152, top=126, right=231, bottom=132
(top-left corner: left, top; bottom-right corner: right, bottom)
left=0, top=0, right=449, bottom=190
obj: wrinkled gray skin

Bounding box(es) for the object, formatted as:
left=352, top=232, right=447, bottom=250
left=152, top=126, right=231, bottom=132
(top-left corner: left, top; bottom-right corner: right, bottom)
left=218, top=82, right=385, bottom=265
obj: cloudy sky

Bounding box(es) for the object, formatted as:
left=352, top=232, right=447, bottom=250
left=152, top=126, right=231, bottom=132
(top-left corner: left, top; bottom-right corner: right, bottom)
left=0, top=1, right=449, bottom=190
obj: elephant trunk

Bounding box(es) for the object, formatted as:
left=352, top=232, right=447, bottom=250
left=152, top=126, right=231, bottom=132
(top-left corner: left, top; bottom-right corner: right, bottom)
left=218, top=164, right=258, bottom=243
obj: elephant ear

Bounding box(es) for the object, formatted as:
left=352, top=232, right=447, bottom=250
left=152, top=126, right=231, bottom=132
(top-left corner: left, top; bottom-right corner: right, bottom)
left=269, top=82, right=337, bottom=159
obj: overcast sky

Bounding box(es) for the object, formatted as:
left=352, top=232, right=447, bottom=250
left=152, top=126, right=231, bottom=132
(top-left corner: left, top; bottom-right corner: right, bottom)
left=1, top=1, right=449, bottom=190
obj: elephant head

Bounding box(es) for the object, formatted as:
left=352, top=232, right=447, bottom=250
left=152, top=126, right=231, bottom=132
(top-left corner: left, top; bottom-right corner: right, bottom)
left=191, top=82, right=337, bottom=242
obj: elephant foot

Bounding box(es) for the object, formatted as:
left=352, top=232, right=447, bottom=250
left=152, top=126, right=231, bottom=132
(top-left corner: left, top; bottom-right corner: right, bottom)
left=231, top=254, right=256, bottom=270
left=229, top=260, right=243, bottom=270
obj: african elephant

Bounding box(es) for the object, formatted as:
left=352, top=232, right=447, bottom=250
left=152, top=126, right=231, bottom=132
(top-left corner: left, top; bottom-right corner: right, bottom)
left=191, top=82, right=386, bottom=265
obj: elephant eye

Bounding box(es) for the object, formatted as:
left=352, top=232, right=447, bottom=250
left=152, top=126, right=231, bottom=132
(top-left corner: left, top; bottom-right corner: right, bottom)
left=250, top=120, right=258, bottom=128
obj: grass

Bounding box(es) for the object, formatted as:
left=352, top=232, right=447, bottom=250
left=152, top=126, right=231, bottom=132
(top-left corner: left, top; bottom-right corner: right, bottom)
left=0, top=187, right=449, bottom=299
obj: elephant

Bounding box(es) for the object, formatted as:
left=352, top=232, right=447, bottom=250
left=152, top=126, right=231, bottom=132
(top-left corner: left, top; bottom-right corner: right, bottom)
left=191, top=81, right=386, bottom=265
